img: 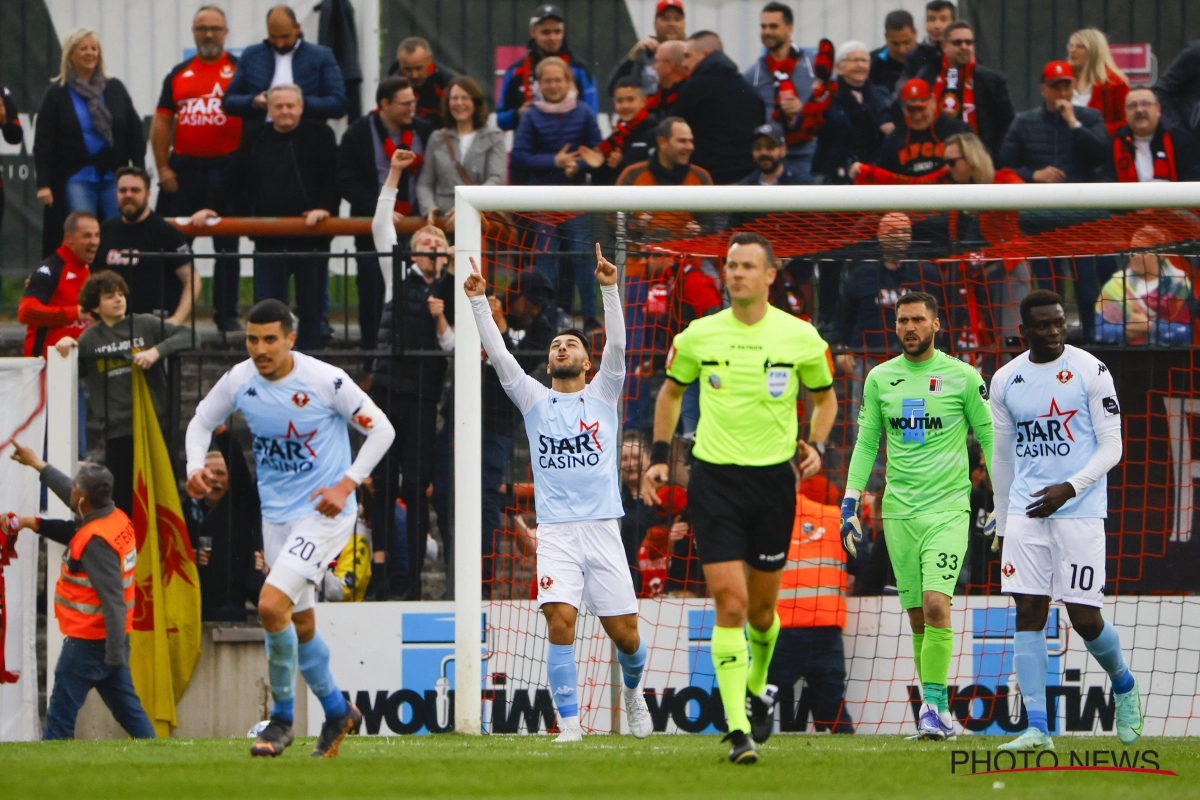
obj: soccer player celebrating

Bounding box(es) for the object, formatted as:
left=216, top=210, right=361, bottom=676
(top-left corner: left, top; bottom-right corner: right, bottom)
left=464, top=246, right=654, bottom=742
left=840, top=292, right=993, bottom=741
left=645, top=233, right=839, bottom=763
left=990, top=291, right=1141, bottom=751
left=185, top=300, right=395, bottom=757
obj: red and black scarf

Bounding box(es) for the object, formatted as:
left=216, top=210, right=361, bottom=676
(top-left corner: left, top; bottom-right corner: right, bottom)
left=415, top=64, right=445, bottom=120
left=1113, top=126, right=1177, bottom=182
left=764, top=48, right=799, bottom=126
left=598, top=105, right=651, bottom=157
left=932, top=55, right=976, bottom=131
left=372, top=110, right=424, bottom=215
left=645, top=84, right=679, bottom=114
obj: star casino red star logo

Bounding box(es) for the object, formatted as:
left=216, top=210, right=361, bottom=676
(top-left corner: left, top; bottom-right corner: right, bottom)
left=1002, top=562, right=1016, bottom=578
left=1037, top=398, right=1078, bottom=441
left=580, top=419, right=602, bottom=451
left=292, top=391, right=310, bottom=408
left=539, top=575, right=553, bottom=591
left=281, top=421, right=319, bottom=457
left=1055, top=368, right=1073, bottom=385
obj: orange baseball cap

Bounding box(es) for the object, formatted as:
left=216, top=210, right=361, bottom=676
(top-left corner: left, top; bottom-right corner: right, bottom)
left=656, top=0, right=684, bottom=16
left=900, top=78, right=932, bottom=106
left=1042, top=60, right=1075, bottom=83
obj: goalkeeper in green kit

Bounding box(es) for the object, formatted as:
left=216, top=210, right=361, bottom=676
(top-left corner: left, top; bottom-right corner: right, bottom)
left=839, top=292, right=993, bottom=741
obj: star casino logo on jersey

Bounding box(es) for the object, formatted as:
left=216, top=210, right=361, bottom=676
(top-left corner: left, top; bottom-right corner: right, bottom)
left=1015, top=398, right=1077, bottom=458
left=253, top=421, right=318, bottom=473
left=889, top=398, right=943, bottom=444
left=536, top=420, right=602, bottom=469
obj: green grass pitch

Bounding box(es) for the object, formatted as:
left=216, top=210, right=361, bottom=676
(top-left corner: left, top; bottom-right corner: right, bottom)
left=1, top=735, right=1196, bottom=799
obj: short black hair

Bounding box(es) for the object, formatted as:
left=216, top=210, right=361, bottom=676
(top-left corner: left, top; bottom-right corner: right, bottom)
left=926, top=0, right=956, bottom=16
left=78, top=270, right=130, bottom=316
left=727, top=231, right=777, bottom=271
left=762, top=1, right=794, bottom=25
left=655, top=115, right=686, bottom=140
left=555, top=328, right=591, bottom=357
left=376, top=75, right=412, bottom=105
left=613, top=75, right=644, bottom=93
left=897, top=291, right=938, bottom=315
left=115, top=165, right=151, bottom=190
left=1019, top=289, right=1063, bottom=325
left=247, top=299, right=294, bottom=332
left=884, top=9, right=916, bottom=31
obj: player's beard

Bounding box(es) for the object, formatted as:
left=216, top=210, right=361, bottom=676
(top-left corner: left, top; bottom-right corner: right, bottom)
left=901, top=330, right=934, bottom=357
left=548, top=361, right=584, bottom=379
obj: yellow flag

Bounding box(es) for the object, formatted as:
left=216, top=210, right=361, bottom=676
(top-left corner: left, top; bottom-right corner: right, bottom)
left=130, top=367, right=202, bottom=736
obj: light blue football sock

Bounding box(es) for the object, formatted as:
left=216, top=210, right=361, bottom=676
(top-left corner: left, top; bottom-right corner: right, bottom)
left=547, top=643, right=579, bottom=719
left=298, top=630, right=349, bottom=719
left=1084, top=620, right=1135, bottom=695
left=1013, top=630, right=1048, bottom=733
left=265, top=624, right=298, bottom=722
left=616, top=638, right=647, bottom=690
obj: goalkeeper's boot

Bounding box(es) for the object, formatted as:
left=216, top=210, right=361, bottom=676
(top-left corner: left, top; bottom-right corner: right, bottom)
left=311, top=703, right=362, bottom=758
left=1114, top=677, right=1143, bottom=745
left=747, top=685, right=779, bottom=744
left=554, top=718, right=582, bottom=743
left=722, top=730, right=758, bottom=764
left=915, top=703, right=954, bottom=741
left=997, top=728, right=1054, bottom=752
left=625, top=689, right=654, bottom=739
left=250, top=715, right=294, bottom=757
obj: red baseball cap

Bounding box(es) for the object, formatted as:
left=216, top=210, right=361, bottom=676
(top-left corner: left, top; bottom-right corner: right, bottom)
left=654, top=485, right=688, bottom=517
left=1042, top=60, right=1075, bottom=83
left=656, top=0, right=685, bottom=16
left=899, top=78, right=932, bottom=106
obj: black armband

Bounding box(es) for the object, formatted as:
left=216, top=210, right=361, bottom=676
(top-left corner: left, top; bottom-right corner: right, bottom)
left=650, top=441, right=671, bottom=466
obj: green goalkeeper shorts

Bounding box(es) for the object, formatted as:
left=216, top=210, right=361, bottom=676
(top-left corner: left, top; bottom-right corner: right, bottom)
left=885, top=510, right=970, bottom=610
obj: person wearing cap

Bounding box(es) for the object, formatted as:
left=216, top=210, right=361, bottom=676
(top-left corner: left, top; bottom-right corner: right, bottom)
left=743, top=2, right=820, bottom=182
left=869, top=9, right=918, bottom=93
left=496, top=4, right=599, bottom=132
left=579, top=76, right=661, bottom=185
left=811, top=41, right=894, bottom=184
left=877, top=78, right=970, bottom=178
left=740, top=123, right=806, bottom=186
left=907, top=20, right=1014, bottom=158
left=607, top=0, right=687, bottom=98
left=998, top=60, right=1110, bottom=184
left=897, top=1, right=956, bottom=91
left=673, top=31, right=765, bottom=184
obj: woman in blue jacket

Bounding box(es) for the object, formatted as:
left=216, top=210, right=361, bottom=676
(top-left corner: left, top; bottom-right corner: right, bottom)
left=512, top=57, right=602, bottom=327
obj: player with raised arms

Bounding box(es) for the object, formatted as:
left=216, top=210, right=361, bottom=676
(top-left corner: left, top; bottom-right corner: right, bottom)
left=464, top=246, right=653, bottom=742
left=839, top=291, right=994, bottom=741
left=990, top=290, right=1142, bottom=751
left=645, top=232, right=839, bottom=763
left=185, top=300, right=395, bottom=757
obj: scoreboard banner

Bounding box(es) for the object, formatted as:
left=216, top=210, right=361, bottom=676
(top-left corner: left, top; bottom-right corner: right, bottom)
left=315, top=596, right=1199, bottom=737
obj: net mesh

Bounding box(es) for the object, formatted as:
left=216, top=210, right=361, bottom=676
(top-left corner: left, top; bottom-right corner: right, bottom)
left=472, top=205, right=1200, bottom=736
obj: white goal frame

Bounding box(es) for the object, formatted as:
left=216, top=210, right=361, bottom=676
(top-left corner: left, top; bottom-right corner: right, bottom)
left=451, top=181, right=1200, bottom=734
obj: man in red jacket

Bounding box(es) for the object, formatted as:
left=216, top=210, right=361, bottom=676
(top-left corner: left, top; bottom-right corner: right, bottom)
left=19, top=210, right=97, bottom=357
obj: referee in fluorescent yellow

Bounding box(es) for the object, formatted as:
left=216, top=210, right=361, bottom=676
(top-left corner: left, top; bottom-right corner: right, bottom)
left=645, top=232, right=838, bottom=763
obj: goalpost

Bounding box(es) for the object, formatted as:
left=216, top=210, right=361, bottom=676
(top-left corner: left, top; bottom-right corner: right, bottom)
left=452, top=182, right=1200, bottom=737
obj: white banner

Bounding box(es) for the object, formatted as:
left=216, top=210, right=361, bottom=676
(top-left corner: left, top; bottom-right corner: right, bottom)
left=316, top=596, right=1200, bottom=737
left=0, top=358, right=46, bottom=741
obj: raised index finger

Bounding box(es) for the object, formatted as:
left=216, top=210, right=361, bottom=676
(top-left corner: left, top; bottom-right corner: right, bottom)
left=469, top=256, right=483, bottom=276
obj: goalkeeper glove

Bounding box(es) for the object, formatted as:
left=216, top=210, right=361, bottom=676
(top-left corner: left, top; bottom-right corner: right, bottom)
left=983, top=510, right=1000, bottom=552
left=840, top=496, right=863, bottom=557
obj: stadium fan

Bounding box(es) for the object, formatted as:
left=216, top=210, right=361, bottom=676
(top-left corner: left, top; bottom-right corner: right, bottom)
left=19, top=210, right=96, bottom=360
left=223, top=5, right=347, bottom=123
left=579, top=76, right=660, bottom=184
left=876, top=79, right=971, bottom=178
left=620, top=431, right=660, bottom=592
left=646, top=232, right=838, bottom=763
left=1094, top=226, right=1194, bottom=346
left=607, top=0, right=687, bottom=98
left=464, top=245, right=655, bottom=743
left=740, top=123, right=806, bottom=186
left=840, top=291, right=994, bottom=742
left=185, top=299, right=396, bottom=757
left=496, top=4, right=599, bottom=132
left=1108, top=87, right=1200, bottom=182
left=897, top=1, right=956, bottom=88
left=869, top=10, right=917, bottom=92
left=1154, top=39, right=1200, bottom=134
left=649, top=40, right=689, bottom=116
left=990, top=290, right=1144, bottom=751
left=1066, top=28, right=1130, bottom=136
left=388, top=36, right=455, bottom=128
left=811, top=41, right=894, bottom=184
left=151, top=5, right=243, bottom=332
left=6, top=447, right=155, bottom=740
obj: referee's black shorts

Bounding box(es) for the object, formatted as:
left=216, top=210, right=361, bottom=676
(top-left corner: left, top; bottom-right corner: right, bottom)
left=688, top=458, right=796, bottom=572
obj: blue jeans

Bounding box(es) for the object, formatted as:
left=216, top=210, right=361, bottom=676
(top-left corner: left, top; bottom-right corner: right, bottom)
left=533, top=213, right=595, bottom=319
left=64, top=175, right=119, bottom=221
left=44, top=636, right=156, bottom=740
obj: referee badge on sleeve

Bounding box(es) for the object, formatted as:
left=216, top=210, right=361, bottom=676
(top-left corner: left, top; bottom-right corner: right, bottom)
left=766, top=368, right=790, bottom=398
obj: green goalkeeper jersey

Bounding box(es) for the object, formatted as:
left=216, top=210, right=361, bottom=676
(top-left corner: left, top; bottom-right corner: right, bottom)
left=847, top=350, right=993, bottom=519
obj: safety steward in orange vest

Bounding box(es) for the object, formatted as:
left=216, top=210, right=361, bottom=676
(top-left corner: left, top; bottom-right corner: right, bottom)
left=764, top=494, right=858, bottom=734
left=5, top=445, right=155, bottom=740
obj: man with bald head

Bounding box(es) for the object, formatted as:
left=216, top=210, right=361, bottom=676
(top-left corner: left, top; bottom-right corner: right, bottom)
left=671, top=31, right=765, bottom=183
left=651, top=40, right=689, bottom=114
left=608, top=0, right=687, bottom=97
left=225, top=4, right=347, bottom=123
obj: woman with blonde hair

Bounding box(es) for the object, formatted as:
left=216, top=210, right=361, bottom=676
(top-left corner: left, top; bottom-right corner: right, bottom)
left=33, top=28, right=144, bottom=255
left=1067, top=28, right=1130, bottom=135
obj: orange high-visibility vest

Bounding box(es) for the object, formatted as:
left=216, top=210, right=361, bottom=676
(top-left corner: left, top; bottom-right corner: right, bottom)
left=53, top=509, right=137, bottom=639
left=777, top=495, right=847, bottom=629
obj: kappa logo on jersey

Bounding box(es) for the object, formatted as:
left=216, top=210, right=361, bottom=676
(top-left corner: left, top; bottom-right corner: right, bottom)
left=928, top=375, right=943, bottom=395
left=536, top=421, right=603, bottom=469
left=292, top=391, right=310, bottom=408
left=1012, top=375, right=1025, bottom=384
left=1015, top=398, right=1078, bottom=457
left=253, top=421, right=318, bottom=473
left=1098, top=363, right=1108, bottom=374
left=1056, top=368, right=1073, bottom=385
left=245, top=387, right=257, bottom=397
left=890, top=397, right=942, bottom=444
